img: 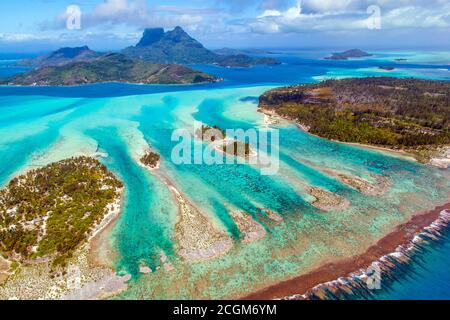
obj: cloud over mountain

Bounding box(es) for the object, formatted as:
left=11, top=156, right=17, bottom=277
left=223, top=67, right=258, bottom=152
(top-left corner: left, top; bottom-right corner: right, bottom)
left=1, top=0, right=449, bottom=50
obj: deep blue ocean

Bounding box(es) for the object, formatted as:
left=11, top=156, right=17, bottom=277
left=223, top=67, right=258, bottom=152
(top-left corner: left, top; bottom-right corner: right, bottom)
left=0, top=49, right=449, bottom=299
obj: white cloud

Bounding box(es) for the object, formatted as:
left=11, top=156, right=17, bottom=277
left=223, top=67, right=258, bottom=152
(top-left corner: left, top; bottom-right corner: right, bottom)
left=0, top=33, right=50, bottom=42
left=258, top=10, right=282, bottom=18
left=40, top=0, right=204, bottom=31
left=304, top=0, right=356, bottom=13
left=250, top=0, right=450, bottom=34
left=4, top=0, right=449, bottom=47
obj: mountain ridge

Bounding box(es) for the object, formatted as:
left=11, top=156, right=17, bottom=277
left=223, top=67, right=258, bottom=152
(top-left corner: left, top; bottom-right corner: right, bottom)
left=123, top=26, right=280, bottom=67
left=18, top=46, right=101, bottom=67
left=4, top=53, right=220, bottom=86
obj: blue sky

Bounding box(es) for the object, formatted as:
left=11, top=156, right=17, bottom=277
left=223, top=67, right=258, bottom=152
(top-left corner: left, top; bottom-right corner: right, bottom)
left=0, top=0, right=449, bottom=52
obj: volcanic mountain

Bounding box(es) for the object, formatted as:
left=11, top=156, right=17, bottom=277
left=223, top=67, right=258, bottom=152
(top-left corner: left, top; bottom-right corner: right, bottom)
left=123, top=26, right=279, bottom=67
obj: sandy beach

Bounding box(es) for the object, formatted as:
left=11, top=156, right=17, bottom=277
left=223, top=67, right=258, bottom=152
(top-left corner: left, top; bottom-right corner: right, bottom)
left=243, top=202, right=450, bottom=300
left=260, top=106, right=449, bottom=167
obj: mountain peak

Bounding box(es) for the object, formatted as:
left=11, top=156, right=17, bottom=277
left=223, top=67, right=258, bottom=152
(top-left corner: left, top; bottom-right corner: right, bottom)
left=345, top=49, right=369, bottom=54
left=50, top=46, right=92, bottom=58
left=132, top=26, right=203, bottom=51
left=164, top=26, right=198, bottom=43
left=123, top=26, right=279, bottom=67
left=136, top=28, right=165, bottom=47
left=173, top=26, right=185, bottom=32
left=325, top=48, right=372, bottom=60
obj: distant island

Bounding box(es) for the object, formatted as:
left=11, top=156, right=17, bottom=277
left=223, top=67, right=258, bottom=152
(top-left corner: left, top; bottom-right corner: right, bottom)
left=17, top=46, right=101, bottom=68
left=379, top=66, right=395, bottom=71
left=214, top=48, right=276, bottom=56
left=3, top=53, right=219, bottom=86
left=325, top=49, right=372, bottom=60
left=122, top=26, right=280, bottom=67
left=258, top=77, right=450, bottom=162
left=3, top=26, right=281, bottom=86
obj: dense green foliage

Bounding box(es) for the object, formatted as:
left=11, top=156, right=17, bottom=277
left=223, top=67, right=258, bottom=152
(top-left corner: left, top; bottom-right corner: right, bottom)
left=259, top=77, right=450, bottom=150
left=140, top=152, right=161, bottom=168
left=0, top=157, right=122, bottom=269
left=325, top=49, right=372, bottom=60
left=4, top=53, right=218, bottom=86
left=17, top=46, right=101, bottom=68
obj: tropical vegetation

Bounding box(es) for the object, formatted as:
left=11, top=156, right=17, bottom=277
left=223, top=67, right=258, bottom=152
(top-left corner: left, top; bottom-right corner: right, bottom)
left=0, top=157, right=122, bottom=270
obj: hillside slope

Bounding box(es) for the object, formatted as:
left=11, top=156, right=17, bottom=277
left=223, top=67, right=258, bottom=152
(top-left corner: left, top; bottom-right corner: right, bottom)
left=123, top=26, right=280, bottom=67
left=4, top=53, right=220, bottom=86
left=17, top=46, right=101, bottom=67
left=259, top=77, right=450, bottom=161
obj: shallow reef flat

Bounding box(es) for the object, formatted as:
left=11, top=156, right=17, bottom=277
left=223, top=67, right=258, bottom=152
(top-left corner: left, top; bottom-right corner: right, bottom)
left=161, top=175, right=233, bottom=262
left=306, top=186, right=350, bottom=212
left=0, top=84, right=449, bottom=300
left=246, top=204, right=450, bottom=300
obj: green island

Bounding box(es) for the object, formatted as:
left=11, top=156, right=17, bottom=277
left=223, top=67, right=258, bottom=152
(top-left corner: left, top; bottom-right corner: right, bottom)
left=324, top=49, right=372, bottom=60
left=259, top=77, right=450, bottom=162
left=0, top=157, right=123, bottom=270
left=3, top=53, right=219, bottom=86
left=195, top=125, right=252, bottom=157
left=140, top=151, right=161, bottom=169
left=196, top=125, right=226, bottom=141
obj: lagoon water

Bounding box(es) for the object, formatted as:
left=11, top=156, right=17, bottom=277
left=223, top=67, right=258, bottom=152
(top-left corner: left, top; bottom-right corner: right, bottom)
left=0, top=50, right=449, bottom=299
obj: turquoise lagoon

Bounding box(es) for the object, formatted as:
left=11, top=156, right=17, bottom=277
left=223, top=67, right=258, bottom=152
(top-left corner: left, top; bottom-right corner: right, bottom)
left=0, top=50, right=449, bottom=299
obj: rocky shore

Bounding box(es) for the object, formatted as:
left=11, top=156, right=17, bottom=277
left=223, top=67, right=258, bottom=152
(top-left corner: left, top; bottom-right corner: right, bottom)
left=429, top=146, right=450, bottom=169
left=171, top=185, right=233, bottom=262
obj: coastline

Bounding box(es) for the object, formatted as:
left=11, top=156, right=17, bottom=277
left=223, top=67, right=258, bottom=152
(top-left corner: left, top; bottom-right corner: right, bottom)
left=0, top=158, right=128, bottom=300
left=243, top=202, right=450, bottom=300
left=258, top=108, right=449, bottom=167
left=0, top=78, right=221, bottom=88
